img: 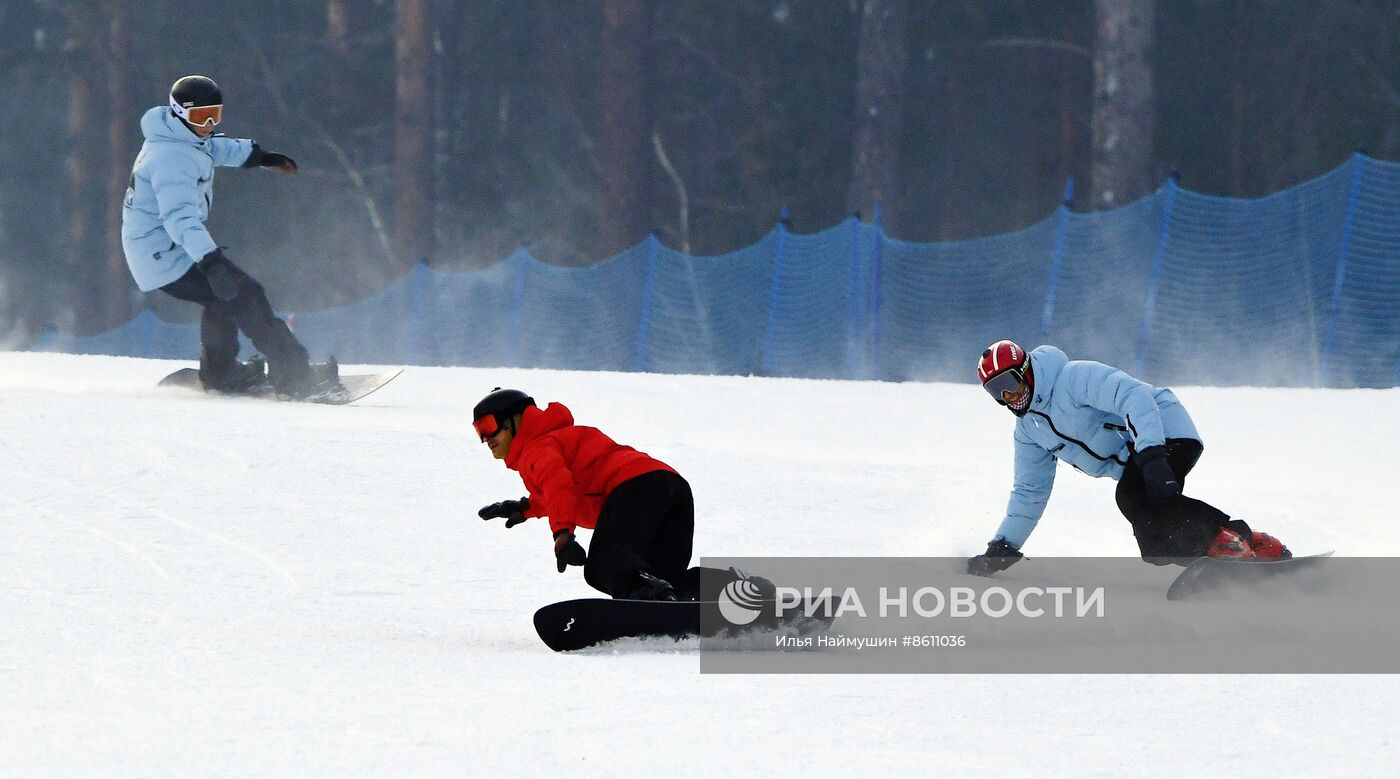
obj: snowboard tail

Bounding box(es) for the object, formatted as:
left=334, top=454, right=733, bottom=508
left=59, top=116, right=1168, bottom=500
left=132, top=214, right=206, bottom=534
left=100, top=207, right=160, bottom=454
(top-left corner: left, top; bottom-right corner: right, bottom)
left=1166, top=551, right=1334, bottom=601
left=159, top=367, right=402, bottom=406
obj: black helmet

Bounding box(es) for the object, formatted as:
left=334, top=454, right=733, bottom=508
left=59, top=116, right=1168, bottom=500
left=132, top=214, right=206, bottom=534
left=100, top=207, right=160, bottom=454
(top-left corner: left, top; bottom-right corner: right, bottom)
left=171, top=75, right=221, bottom=107
left=169, top=75, right=223, bottom=128
left=472, top=388, right=535, bottom=438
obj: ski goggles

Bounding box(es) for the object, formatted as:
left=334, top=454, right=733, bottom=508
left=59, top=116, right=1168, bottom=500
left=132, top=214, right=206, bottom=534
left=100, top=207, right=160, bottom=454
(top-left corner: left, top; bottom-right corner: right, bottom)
left=473, top=415, right=505, bottom=441
left=981, top=367, right=1028, bottom=404
left=170, top=97, right=223, bottom=127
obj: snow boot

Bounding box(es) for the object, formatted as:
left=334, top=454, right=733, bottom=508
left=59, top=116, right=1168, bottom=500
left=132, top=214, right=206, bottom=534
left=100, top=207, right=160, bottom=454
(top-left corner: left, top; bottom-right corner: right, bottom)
left=677, top=567, right=778, bottom=601
left=1206, top=526, right=1255, bottom=560
left=729, top=567, right=777, bottom=600
left=306, top=356, right=340, bottom=390
left=273, top=356, right=340, bottom=399
left=1248, top=531, right=1292, bottom=560
left=626, top=570, right=678, bottom=602
left=202, top=354, right=266, bottom=393
left=234, top=355, right=268, bottom=390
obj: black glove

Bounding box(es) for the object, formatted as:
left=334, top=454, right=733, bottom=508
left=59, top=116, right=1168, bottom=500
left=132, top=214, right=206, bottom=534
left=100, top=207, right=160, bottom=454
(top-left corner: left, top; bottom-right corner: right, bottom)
left=1135, top=444, right=1182, bottom=505
left=478, top=497, right=529, bottom=528
left=198, top=248, right=241, bottom=302
left=967, top=538, right=1024, bottom=577
left=242, top=144, right=298, bottom=173
left=553, top=529, right=587, bottom=574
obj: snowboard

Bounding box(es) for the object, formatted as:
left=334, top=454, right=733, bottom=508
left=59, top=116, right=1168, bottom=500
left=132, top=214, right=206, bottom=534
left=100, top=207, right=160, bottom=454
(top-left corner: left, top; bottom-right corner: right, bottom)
left=158, top=367, right=403, bottom=406
left=1166, top=551, right=1334, bottom=601
left=533, top=597, right=836, bottom=652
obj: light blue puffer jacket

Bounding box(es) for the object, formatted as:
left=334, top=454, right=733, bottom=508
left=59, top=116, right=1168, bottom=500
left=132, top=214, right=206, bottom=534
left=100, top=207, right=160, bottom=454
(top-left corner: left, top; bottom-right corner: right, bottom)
left=120, top=106, right=254, bottom=291
left=993, top=345, right=1200, bottom=548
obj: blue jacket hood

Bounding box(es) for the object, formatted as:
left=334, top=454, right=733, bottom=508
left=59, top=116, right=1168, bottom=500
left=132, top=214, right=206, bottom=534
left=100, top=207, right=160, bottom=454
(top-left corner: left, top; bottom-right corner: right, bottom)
left=140, top=106, right=202, bottom=146
left=1026, top=344, right=1068, bottom=411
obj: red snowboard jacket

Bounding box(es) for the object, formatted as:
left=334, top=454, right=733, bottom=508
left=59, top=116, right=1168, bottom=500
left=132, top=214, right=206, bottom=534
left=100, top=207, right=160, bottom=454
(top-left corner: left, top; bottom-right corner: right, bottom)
left=505, top=402, right=677, bottom=535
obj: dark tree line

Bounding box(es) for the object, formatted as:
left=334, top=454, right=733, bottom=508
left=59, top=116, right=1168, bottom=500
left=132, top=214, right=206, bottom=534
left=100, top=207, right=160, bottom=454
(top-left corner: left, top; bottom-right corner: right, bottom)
left=1, top=0, right=1397, bottom=340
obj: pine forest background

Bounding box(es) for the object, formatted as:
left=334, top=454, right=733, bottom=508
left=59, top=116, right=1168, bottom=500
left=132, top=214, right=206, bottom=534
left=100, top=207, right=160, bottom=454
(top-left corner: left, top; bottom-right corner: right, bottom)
left=1, top=0, right=1398, bottom=342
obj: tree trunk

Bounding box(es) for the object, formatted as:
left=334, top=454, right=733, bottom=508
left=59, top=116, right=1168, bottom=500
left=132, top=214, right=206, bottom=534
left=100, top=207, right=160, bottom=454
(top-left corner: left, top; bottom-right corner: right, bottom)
left=1090, top=0, right=1155, bottom=208
left=326, top=0, right=353, bottom=119
left=394, top=0, right=434, bottom=268
left=1058, top=7, right=1086, bottom=209
left=1229, top=0, right=1248, bottom=196
left=106, top=9, right=134, bottom=329
left=327, top=0, right=350, bottom=57
left=432, top=0, right=454, bottom=262
left=65, top=22, right=98, bottom=334
left=597, top=0, right=652, bottom=257
left=846, top=0, right=909, bottom=223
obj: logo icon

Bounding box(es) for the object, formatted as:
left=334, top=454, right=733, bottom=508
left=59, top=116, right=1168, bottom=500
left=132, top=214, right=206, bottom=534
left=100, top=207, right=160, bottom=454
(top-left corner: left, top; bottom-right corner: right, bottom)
left=717, top=575, right=768, bottom=626
left=563, top=617, right=575, bottom=632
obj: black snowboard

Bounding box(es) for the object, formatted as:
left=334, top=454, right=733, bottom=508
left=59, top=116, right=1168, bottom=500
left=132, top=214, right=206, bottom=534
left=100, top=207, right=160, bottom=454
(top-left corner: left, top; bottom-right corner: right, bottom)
left=158, top=367, right=403, bottom=405
left=1166, top=551, right=1334, bottom=601
left=533, top=597, right=836, bottom=652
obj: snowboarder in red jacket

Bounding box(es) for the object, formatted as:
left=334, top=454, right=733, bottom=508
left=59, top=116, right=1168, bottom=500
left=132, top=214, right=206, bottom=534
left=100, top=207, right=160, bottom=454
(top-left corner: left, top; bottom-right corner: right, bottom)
left=473, top=388, right=697, bottom=601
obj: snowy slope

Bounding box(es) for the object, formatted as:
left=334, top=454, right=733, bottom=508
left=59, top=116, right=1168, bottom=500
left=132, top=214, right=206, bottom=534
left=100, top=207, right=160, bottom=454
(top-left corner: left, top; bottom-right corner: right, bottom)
left=0, top=352, right=1396, bottom=777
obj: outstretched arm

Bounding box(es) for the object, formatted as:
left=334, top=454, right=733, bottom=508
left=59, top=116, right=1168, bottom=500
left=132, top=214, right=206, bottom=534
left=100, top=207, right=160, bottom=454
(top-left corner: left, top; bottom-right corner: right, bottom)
left=479, top=497, right=530, bottom=528
left=208, top=135, right=255, bottom=168
left=993, top=429, right=1057, bottom=548
left=970, top=431, right=1055, bottom=576
left=240, top=142, right=298, bottom=173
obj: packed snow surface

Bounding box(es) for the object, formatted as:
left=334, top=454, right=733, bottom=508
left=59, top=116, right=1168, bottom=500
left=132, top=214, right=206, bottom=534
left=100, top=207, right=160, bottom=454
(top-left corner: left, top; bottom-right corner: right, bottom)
left=1, top=352, right=1396, bottom=776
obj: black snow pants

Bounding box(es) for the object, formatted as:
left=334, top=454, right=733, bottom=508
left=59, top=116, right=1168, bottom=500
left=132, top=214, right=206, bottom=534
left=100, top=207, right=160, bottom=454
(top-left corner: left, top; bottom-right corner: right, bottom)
left=160, top=260, right=309, bottom=390
left=584, top=470, right=696, bottom=599
left=1116, top=438, right=1248, bottom=562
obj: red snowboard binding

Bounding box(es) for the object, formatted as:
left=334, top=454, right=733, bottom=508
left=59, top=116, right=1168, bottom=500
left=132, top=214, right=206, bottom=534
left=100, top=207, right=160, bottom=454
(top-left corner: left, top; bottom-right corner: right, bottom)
left=1205, top=526, right=1293, bottom=561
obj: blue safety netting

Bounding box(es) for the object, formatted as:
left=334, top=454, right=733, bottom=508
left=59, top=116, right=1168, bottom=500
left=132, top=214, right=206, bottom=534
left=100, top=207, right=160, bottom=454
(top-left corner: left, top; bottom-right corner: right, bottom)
left=28, top=153, right=1400, bottom=387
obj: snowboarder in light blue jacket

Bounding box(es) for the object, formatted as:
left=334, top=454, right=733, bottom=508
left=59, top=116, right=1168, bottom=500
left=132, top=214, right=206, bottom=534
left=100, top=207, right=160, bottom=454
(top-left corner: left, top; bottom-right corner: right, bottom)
left=967, top=340, right=1291, bottom=576
left=121, top=75, right=336, bottom=397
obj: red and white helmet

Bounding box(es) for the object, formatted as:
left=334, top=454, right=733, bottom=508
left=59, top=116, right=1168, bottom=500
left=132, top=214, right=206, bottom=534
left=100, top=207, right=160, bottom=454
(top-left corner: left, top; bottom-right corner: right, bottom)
left=978, top=339, right=1033, bottom=415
